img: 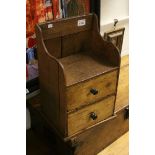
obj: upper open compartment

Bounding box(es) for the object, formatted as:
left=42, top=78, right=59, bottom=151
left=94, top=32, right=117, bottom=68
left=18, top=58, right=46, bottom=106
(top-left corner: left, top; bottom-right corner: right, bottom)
left=36, top=14, right=121, bottom=87
left=37, top=14, right=93, bottom=58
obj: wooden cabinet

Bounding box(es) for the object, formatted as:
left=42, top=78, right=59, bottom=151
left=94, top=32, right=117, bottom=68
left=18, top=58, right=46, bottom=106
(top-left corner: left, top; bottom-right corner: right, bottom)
left=27, top=55, right=129, bottom=155
left=35, top=13, right=120, bottom=138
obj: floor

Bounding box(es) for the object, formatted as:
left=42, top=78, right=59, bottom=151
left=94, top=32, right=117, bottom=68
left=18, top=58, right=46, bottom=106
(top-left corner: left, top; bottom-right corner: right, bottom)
left=27, top=128, right=129, bottom=155
left=98, top=132, right=129, bottom=155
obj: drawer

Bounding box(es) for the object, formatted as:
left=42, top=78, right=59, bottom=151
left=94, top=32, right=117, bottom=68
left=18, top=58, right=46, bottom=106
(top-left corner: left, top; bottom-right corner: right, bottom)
left=66, top=70, right=118, bottom=111
left=68, top=95, right=115, bottom=136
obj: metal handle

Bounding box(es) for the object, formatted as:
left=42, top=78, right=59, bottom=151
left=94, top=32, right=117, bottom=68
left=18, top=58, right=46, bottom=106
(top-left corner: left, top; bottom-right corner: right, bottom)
left=90, top=112, right=98, bottom=120
left=90, top=88, right=98, bottom=95
left=124, top=107, right=129, bottom=119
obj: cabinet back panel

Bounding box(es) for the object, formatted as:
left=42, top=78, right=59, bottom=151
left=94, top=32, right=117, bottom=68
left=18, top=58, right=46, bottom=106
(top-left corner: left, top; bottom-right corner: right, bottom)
left=44, top=31, right=92, bottom=58
left=62, top=31, right=92, bottom=57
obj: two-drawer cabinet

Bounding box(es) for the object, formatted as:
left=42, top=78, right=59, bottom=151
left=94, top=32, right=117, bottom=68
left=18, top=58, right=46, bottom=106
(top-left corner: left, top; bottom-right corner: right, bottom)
left=35, top=14, right=121, bottom=138
left=66, top=70, right=118, bottom=135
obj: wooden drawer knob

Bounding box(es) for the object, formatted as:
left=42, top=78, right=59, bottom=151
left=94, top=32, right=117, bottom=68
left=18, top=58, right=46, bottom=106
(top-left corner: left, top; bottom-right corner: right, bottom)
left=90, top=112, right=98, bottom=120
left=90, top=88, right=98, bottom=95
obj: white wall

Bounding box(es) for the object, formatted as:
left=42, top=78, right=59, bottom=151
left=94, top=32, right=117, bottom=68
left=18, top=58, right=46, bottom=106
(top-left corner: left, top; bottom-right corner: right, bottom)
left=100, top=0, right=129, bottom=56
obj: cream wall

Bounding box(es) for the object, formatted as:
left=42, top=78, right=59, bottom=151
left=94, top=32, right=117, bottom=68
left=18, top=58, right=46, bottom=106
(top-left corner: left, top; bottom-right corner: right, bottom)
left=100, top=0, right=129, bottom=56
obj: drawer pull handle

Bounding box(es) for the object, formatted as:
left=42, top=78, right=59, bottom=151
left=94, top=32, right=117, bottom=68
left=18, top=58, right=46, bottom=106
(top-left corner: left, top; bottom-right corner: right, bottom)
left=90, top=112, right=98, bottom=120
left=90, top=88, right=98, bottom=95
left=124, top=107, right=129, bottom=119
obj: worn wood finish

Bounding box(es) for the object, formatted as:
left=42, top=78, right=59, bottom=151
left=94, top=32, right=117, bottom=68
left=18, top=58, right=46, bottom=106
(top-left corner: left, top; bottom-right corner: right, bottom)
left=44, top=107, right=129, bottom=155
left=29, top=105, right=128, bottom=155
left=36, top=19, right=67, bottom=136
left=87, top=15, right=121, bottom=67
left=27, top=55, right=129, bottom=155
left=61, top=31, right=92, bottom=58
left=69, top=108, right=129, bottom=155
left=35, top=14, right=121, bottom=137
left=66, top=70, right=118, bottom=111
left=44, top=37, right=61, bottom=58
left=40, top=15, right=93, bottom=40
left=68, top=95, right=115, bottom=135
left=35, top=27, right=61, bottom=131
left=60, top=52, right=118, bottom=86
left=104, top=28, right=125, bottom=53
left=29, top=53, right=128, bottom=109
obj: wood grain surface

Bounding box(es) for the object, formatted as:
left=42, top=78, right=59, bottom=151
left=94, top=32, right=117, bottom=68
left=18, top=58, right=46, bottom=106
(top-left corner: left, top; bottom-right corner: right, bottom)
left=115, top=55, right=129, bottom=112
left=66, top=69, right=118, bottom=111
left=27, top=55, right=129, bottom=155
left=59, top=52, right=118, bottom=86
left=29, top=55, right=128, bottom=111
left=98, top=132, right=129, bottom=155
left=70, top=107, right=129, bottom=155
left=41, top=15, right=93, bottom=40
left=68, top=95, right=115, bottom=135
left=35, top=14, right=121, bottom=137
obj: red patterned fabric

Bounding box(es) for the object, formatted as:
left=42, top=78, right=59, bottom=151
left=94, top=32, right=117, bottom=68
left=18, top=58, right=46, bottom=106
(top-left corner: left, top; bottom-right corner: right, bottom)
left=33, top=0, right=46, bottom=24
left=64, top=0, right=90, bottom=17
left=26, top=0, right=53, bottom=38
left=26, top=0, right=35, bottom=38
left=52, top=0, right=60, bottom=19
left=28, top=37, right=36, bottom=48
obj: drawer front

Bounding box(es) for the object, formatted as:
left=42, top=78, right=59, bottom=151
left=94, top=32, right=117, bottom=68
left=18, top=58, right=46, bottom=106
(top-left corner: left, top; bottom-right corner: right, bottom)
left=68, top=95, right=115, bottom=136
left=66, top=70, right=118, bottom=111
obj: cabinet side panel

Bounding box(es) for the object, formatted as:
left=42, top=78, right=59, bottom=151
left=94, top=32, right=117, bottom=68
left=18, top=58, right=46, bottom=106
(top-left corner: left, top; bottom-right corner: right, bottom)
left=44, top=37, right=61, bottom=58
left=35, top=26, right=61, bottom=132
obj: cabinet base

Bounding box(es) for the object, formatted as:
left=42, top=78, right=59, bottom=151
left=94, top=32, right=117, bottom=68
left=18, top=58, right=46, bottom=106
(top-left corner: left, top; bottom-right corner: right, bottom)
left=42, top=106, right=129, bottom=155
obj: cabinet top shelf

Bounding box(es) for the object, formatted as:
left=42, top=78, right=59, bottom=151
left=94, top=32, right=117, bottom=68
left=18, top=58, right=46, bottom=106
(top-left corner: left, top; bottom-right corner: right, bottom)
left=59, top=52, right=118, bottom=87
